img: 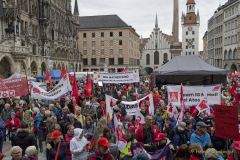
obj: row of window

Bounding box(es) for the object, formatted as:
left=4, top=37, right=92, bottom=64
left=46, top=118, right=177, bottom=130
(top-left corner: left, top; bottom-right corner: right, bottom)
left=83, top=49, right=123, bottom=55
left=146, top=52, right=168, bottom=65
left=224, top=5, right=239, bottom=19
left=185, top=52, right=195, bottom=55
left=224, top=49, right=238, bottom=60
left=186, top=45, right=195, bottom=49
left=224, top=35, right=238, bottom=46
left=83, top=32, right=123, bottom=38
left=225, top=19, right=238, bottom=32
left=83, top=58, right=124, bottom=66
left=186, top=31, right=195, bottom=35
left=83, top=40, right=123, bottom=47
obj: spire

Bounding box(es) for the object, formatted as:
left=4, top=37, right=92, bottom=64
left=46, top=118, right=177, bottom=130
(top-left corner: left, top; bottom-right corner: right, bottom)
left=155, top=13, right=158, bottom=28
left=74, top=0, right=79, bottom=16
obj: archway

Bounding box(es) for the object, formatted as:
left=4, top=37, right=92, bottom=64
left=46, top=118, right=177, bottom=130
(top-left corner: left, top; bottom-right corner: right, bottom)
left=30, top=61, right=38, bottom=77
left=75, top=64, right=78, bottom=72
left=146, top=54, right=150, bottom=65
left=163, top=53, right=168, bottom=64
left=53, top=63, right=56, bottom=69
left=41, top=62, right=46, bottom=75
left=144, top=67, right=153, bottom=75
left=0, top=57, right=12, bottom=78
left=228, top=49, right=232, bottom=59
left=20, top=61, right=27, bottom=75
left=230, top=64, right=237, bottom=72
left=224, top=64, right=228, bottom=69
left=224, top=50, right=227, bottom=60
left=154, top=51, right=159, bottom=65
left=233, top=48, right=237, bottom=59
left=79, top=64, right=81, bottom=71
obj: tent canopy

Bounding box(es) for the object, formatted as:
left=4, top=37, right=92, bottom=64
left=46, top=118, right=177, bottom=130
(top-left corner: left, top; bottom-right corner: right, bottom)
left=152, top=56, right=227, bottom=85
left=153, top=56, right=227, bottom=75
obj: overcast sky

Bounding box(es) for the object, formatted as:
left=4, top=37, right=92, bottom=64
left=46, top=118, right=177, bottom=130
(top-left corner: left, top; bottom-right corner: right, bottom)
left=72, top=0, right=228, bottom=50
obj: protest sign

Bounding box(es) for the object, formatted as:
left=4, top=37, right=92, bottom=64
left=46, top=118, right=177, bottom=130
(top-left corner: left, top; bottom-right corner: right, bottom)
left=0, top=77, right=29, bottom=98
left=214, top=105, right=239, bottom=140
left=167, top=85, right=221, bottom=106
left=114, top=114, right=127, bottom=152
left=106, top=94, right=154, bottom=120
left=94, top=71, right=139, bottom=84
left=31, top=74, right=72, bottom=100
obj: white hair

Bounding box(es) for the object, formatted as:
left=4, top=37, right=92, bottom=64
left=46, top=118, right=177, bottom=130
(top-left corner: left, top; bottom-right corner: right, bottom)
left=32, top=107, right=40, bottom=114
left=25, top=146, right=37, bottom=157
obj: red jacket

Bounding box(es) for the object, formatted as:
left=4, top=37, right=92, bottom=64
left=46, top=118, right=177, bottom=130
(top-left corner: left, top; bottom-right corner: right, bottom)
left=65, top=133, right=73, bottom=160
left=6, top=117, right=21, bottom=131
left=135, top=125, right=165, bottom=144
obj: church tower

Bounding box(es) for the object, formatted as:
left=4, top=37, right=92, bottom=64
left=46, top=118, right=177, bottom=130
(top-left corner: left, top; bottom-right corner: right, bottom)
left=181, top=0, right=200, bottom=56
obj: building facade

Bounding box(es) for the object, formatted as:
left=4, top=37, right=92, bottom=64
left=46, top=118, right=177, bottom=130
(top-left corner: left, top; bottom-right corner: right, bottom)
left=140, top=16, right=173, bottom=73
left=181, top=0, right=200, bottom=56
left=205, top=0, right=240, bottom=71
left=78, top=15, right=140, bottom=72
left=0, top=0, right=82, bottom=78
left=202, top=31, right=208, bottom=61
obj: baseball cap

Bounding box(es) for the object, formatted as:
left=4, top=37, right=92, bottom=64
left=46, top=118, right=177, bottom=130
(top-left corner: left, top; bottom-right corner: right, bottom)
left=97, top=137, right=111, bottom=147
left=196, top=121, right=208, bottom=128
left=49, top=130, right=62, bottom=139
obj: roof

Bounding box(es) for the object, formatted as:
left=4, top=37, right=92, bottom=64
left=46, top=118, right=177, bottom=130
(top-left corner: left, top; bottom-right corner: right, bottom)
left=153, top=56, right=227, bottom=75
left=162, top=33, right=174, bottom=43
left=186, top=0, right=196, bottom=5
left=79, top=15, right=129, bottom=29
left=184, top=12, right=198, bottom=25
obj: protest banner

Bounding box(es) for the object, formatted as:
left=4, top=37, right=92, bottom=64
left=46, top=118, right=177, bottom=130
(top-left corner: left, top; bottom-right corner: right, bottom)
left=167, top=85, right=221, bottom=106
left=114, top=114, right=127, bottom=152
left=0, top=77, right=29, bottom=98
left=106, top=94, right=154, bottom=120
left=31, top=74, right=72, bottom=100
left=94, top=71, right=139, bottom=84
left=214, top=104, right=239, bottom=140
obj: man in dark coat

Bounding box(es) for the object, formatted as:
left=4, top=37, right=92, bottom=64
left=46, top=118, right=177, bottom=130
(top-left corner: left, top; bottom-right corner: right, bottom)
left=11, top=122, right=37, bottom=155
left=46, top=130, right=67, bottom=160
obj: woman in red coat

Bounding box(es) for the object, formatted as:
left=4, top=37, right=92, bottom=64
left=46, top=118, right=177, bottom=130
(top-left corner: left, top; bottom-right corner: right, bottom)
left=65, top=125, right=74, bottom=160
left=6, top=112, right=21, bottom=138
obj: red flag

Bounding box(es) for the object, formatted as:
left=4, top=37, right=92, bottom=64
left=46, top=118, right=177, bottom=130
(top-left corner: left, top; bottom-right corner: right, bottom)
left=177, top=84, right=185, bottom=123
left=84, top=72, right=92, bottom=97
left=60, top=66, right=67, bottom=78
left=231, top=81, right=239, bottom=106
left=45, top=70, right=51, bottom=82
left=72, top=72, right=78, bottom=113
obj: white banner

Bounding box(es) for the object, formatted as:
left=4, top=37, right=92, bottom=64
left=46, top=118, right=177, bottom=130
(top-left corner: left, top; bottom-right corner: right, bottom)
left=94, top=71, right=140, bottom=84
left=31, top=75, right=72, bottom=100
left=167, top=85, right=221, bottom=106
left=106, top=94, right=154, bottom=120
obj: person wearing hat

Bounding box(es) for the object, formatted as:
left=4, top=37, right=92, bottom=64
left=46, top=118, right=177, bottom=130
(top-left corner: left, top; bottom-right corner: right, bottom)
left=90, top=137, right=114, bottom=160
left=46, top=130, right=67, bottom=160
left=190, top=121, right=212, bottom=149
left=169, top=121, right=188, bottom=148
left=6, top=111, right=21, bottom=139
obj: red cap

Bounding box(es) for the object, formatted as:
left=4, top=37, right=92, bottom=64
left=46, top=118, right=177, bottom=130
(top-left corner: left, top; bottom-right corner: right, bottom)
left=154, top=133, right=167, bottom=142
left=97, top=137, right=111, bottom=147
left=49, top=130, right=62, bottom=139
left=100, top=101, right=106, bottom=105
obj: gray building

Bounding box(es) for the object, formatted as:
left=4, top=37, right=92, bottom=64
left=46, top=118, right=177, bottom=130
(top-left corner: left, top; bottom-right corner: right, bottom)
left=0, top=0, right=82, bottom=78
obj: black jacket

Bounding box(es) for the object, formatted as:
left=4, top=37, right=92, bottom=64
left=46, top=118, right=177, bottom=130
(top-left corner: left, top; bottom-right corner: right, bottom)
left=46, top=140, right=67, bottom=160
left=12, top=129, right=37, bottom=155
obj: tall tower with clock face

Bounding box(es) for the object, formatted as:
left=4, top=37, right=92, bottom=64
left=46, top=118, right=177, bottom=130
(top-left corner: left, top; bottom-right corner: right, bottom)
left=181, top=0, right=200, bottom=56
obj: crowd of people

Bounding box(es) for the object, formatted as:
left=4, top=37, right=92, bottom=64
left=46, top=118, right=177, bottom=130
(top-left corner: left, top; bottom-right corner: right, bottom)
left=0, top=74, right=239, bottom=160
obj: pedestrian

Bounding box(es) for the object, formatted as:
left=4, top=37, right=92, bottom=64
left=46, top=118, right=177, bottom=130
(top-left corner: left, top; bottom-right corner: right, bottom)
left=70, top=128, right=89, bottom=160
left=46, top=130, right=67, bottom=160
left=11, top=122, right=37, bottom=156
left=6, top=112, right=21, bottom=139
left=83, top=116, right=95, bottom=137
left=10, top=146, right=24, bottom=160
left=170, top=121, right=188, bottom=148
left=74, top=107, right=85, bottom=126
left=65, top=125, right=74, bottom=160
left=24, top=146, right=38, bottom=160
left=89, top=137, right=114, bottom=160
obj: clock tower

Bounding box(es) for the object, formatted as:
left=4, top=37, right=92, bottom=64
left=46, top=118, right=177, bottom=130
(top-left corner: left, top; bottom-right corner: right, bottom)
left=181, top=0, right=200, bottom=56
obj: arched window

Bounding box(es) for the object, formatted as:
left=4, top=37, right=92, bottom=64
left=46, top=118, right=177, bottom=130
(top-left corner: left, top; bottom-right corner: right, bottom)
left=224, top=50, right=228, bottom=60
left=146, top=54, right=150, bottom=65
left=233, top=48, right=237, bottom=59
left=154, top=51, right=159, bottom=65
left=228, top=49, right=232, bottom=59
left=163, top=53, right=168, bottom=64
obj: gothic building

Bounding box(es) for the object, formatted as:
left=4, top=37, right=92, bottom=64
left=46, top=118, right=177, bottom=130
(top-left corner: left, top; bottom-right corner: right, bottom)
left=0, top=0, right=82, bottom=78
left=140, top=15, right=173, bottom=74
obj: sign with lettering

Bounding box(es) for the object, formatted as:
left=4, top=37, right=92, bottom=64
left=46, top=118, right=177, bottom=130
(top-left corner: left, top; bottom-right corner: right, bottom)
left=214, top=105, right=239, bottom=140
left=167, top=85, right=221, bottom=106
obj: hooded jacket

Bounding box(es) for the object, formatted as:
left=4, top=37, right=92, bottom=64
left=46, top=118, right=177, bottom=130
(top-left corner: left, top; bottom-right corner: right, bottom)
left=70, top=128, right=89, bottom=160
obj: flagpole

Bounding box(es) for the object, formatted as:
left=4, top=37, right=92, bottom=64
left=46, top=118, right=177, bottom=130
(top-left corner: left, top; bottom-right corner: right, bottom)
left=23, top=64, right=31, bottom=99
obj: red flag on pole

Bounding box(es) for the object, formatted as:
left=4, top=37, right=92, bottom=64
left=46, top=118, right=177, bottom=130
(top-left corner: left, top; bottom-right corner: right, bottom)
left=60, top=66, right=67, bottom=78
left=177, top=84, right=185, bottom=123
left=85, top=72, right=92, bottom=97
left=45, top=70, right=51, bottom=82
left=72, top=72, right=78, bottom=113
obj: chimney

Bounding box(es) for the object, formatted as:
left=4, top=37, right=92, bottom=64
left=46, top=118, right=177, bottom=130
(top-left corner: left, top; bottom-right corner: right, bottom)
left=172, top=0, right=179, bottom=42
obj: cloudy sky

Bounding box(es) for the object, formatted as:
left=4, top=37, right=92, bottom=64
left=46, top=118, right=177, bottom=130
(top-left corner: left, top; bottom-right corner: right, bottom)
left=72, top=0, right=228, bottom=50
